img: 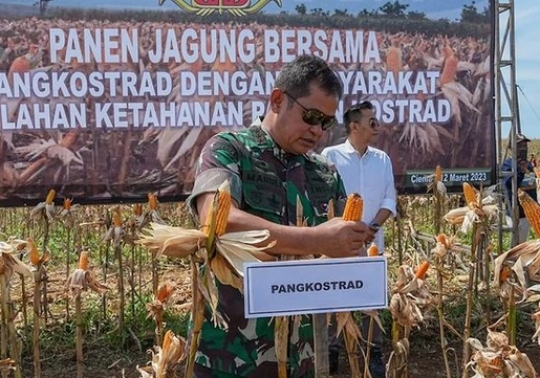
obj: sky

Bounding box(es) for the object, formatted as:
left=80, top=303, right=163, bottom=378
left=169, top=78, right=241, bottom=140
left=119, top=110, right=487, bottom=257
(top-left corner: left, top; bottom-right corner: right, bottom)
left=514, top=0, right=540, bottom=139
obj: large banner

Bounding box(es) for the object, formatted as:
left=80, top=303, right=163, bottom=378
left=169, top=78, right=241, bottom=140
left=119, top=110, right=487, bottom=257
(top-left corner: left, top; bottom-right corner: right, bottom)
left=0, top=0, right=494, bottom=205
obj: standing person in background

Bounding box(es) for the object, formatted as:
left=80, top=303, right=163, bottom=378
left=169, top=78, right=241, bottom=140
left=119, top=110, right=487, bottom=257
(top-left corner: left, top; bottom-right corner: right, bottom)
left=186, top=55, right=370, bottom=378
left=322, top=101, right=396, bottom=378
left=503, top=133, right=537, bottom=244
left=530, top=153, right=538, bottom=168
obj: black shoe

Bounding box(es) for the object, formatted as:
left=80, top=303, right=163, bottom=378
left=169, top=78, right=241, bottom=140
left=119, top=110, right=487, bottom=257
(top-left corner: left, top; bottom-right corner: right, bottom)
left=368, top=349, right=386, bottom=378
left=329, top=350, right=339, bottom=374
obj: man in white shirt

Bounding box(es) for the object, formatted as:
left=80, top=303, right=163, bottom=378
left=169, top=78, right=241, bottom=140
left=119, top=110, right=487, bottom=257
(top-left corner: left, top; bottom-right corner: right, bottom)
left=322, top=101, right=396, bottom=377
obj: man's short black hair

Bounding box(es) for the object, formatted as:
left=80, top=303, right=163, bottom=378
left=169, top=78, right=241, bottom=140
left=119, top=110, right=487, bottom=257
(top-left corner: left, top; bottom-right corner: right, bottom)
left=274, top=55, right=343, bottom=104
left=343, top=101, right=373, bottom=134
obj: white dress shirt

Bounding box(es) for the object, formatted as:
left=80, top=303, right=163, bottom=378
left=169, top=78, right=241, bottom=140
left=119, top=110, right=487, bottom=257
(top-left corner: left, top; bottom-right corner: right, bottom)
left=321, top=140, right=396, bottom=253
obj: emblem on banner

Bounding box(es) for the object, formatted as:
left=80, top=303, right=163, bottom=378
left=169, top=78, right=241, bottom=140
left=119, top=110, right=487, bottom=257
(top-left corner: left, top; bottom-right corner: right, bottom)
left=159, top=0, right=282, bottom=16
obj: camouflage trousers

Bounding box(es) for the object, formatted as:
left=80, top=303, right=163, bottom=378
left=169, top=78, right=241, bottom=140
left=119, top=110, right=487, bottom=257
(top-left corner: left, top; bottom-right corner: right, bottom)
left=194, top=363, right=315, bottom=378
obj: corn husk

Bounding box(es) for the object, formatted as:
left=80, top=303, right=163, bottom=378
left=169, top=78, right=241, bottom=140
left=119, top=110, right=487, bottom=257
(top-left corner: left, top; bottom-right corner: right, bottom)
left=467, top=330, right=537, bottom=378
left=137, top=330, right=187, bottom=378
left=389, top=265, right=433, bottom=329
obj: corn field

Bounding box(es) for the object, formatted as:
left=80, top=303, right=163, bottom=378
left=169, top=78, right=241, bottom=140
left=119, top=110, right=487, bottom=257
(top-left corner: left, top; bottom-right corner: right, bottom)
left=0, top=173, right=539, bottom=378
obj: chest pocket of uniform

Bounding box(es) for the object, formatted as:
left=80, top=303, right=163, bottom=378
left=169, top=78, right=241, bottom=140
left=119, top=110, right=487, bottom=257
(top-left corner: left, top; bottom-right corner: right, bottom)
left=241, top=167, right=285, bottom=222
left=304, top=170, right=336, bottom=220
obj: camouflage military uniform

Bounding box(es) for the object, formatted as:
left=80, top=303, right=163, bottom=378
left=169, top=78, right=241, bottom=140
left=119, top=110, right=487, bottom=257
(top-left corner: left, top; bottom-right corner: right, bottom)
left=187, top=124, right=347, bottom=378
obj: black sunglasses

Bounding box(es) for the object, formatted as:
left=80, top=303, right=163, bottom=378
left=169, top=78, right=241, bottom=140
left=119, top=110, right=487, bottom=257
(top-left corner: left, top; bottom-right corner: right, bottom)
left=283, top=91, right=337, bottom=131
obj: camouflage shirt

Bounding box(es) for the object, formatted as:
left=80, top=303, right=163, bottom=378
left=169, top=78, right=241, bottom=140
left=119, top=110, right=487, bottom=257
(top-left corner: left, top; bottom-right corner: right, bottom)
left=187, top=124, right=347, bottom=378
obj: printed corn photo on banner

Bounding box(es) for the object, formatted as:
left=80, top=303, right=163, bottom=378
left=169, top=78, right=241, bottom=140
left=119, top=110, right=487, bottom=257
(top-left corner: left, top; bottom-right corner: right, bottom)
left=0, top=0, right=494, bottom=205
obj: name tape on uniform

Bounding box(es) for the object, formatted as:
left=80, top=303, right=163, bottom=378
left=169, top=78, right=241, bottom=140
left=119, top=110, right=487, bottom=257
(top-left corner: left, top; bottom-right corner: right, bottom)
left=243, top=256, right=388, bottom=318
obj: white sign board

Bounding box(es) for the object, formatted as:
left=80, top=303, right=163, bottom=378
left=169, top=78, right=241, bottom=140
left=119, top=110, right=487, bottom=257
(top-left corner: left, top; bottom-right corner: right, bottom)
left=243, top=256, right=387, bottom=318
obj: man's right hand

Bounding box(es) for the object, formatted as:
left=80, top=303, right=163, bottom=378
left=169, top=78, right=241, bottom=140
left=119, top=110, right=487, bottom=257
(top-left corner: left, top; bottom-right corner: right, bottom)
left=307, top=217, right=369, bottom=258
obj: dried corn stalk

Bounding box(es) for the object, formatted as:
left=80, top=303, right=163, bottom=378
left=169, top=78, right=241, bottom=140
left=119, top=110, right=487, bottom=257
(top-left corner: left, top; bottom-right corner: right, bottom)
left=274, top=197, right=303, bottom=378
left=533, top=303, right=540, bottom=348
left=428, top=165, right=446, bottom=195
left=444, top=183, right=497, bottom=233
left=138, top=181, right=275, bottom=378
left=30, top=189, right=57, bottom=221
left=0, top=241, right=32, bottom=377
left=388, top=263, right=433, bottom=378
left=137, top=330, right=187, bottom=378
left=494, top=240, right=540, bottom=300
left=65, top=252, right=107, bottom=378
left=389, top=264, right=433, bottom=330
left=335, top=193, right=364, bottom=377
left=467, top=329, right=537, bottom=378
left=147, top=284, right=175, bottom=346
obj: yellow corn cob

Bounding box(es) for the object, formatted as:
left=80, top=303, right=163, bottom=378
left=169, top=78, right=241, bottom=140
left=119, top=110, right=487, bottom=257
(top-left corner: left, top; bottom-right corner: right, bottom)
left=162, top=330, right=173, bottom=351
left=518, top=189, right=540, bottom=238
left=436, top=234, right=449, bottom=249
left=463, top=182, right=477, bottom=207
left=440, top=46, right=457, bottom=86
left=134, top=203, right=143, bottom=217
left=113, top=208, right=122, bottom=227
left=157, top=284, right=174, bottom=303
left=79, top=251, right=89, bottom=270
left=204, top=181, right=231, bottom=237
left=148, top=193, right=158, bottom=211
left=28, top=238, right=40, bottom=265
left=415, top=261, right=430, bottom=279
left=342, top=193, right=363, bottom=222
left=45, top=189, right=56, bottom=205
left=386, top=44, right=402, bottom=75
left=368, top=244, right=379, bottom=257
left=435, top=165, right=442, bottom=182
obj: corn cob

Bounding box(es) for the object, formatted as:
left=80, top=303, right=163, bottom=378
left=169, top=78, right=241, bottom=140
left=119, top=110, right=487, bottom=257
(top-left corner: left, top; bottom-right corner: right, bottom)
left=436, top=234, right=448, bottom=249
left=203, top=181, right=231, bottom=238
left=28, top=238, right=40, bottom=266
left=368, top=244, right=379, bottom=257
left=341, top=194, right=363, bottom=377
left=415, top=261, right=430, bottom=279
left=435, top=165, right=442, bottom=182
left=463, top=182, right=477, bottom=207
left=386, top=44, right=402, bottom=75
left=440, top=46, right=458, bottom=86
left=45, top=189, right=56, bottom=205
left=342, top=193, right=363, bottom=222
left=518, top=189, right=540, bottom=238
left=79, top=251, right=89, bottom=271
left=162, top=330, right=173, bottom=351
left=148, top=193, right=158, bottom=211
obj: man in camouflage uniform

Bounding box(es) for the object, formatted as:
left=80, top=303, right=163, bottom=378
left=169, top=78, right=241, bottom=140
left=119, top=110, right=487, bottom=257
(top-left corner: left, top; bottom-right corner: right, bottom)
left=187, top=55, right=370, bottom=378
